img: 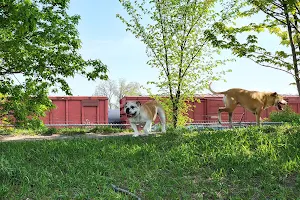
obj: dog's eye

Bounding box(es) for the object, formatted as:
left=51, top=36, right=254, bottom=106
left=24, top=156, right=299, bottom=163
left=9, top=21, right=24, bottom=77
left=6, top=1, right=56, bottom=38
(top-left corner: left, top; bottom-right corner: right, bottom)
left=131, top=106, right=134, bottom=109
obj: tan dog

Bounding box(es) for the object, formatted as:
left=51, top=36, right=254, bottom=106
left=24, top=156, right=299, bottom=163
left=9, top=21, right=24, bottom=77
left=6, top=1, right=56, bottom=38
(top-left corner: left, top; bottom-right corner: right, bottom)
left=124, top=100, right=166, bottom=137
left=209, top=83, right=287, bottom=127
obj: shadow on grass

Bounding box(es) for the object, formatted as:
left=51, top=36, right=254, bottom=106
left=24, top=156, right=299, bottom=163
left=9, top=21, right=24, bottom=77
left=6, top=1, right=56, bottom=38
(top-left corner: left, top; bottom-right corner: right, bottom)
left=1, top=125, right=300, bottom=199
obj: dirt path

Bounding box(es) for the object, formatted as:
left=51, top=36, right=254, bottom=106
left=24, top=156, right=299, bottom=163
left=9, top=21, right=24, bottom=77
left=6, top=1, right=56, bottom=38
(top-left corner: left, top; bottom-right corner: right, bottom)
left=0, top=132, right=138, bottom=142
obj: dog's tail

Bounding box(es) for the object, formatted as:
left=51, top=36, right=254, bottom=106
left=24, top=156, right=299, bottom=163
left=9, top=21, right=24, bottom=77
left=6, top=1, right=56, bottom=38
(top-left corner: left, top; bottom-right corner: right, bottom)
left=209, top=82, right=225, bottom=94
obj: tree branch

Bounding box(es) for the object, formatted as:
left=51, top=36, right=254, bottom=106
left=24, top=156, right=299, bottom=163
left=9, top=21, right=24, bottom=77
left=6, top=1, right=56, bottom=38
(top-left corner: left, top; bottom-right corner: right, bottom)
left=295, top=3, right=300, bottom=14
left=180, top=41, right=208, bottom=81
left=180, top=1, right=214, bottom=80
left=0, top=66, right=23, bottom=76
left=253, top=0, right=300, bottom=33
left=259, top=6, right=287, bottom=25
left=157, top=0, right=174, bottom=100
left=251, top=51, right=292, bottom=67
left=249, top=58, right=298, bottom=79
left=271, top=1, right=284, bottom=9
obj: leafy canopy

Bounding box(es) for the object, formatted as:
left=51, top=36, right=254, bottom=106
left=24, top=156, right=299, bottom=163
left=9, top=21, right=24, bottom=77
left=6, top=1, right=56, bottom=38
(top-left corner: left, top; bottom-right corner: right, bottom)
left=117, top=0, right=232, bottom=127
left=94, top=78, right=142, bottom=109
left=0, top=0, right=108, bottom=127
left=205, top=0, right=300, bottom=95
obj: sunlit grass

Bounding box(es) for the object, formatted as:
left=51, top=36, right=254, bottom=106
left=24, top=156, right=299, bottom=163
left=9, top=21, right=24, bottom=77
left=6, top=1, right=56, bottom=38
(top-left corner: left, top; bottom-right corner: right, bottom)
left=0, top=125, right=131, bottom=136
left=1, top=125, right=300, bottom=199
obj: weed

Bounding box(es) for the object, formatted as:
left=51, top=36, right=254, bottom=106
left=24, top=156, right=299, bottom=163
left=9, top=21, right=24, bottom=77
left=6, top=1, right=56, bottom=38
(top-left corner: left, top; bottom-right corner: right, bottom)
left=90, top=126, right=123, bottom=134
left=41, top=127, right=57, bottom=135
left=57, top=127, right=87, bottom=135
left=269, top=106, right=300, bottom=125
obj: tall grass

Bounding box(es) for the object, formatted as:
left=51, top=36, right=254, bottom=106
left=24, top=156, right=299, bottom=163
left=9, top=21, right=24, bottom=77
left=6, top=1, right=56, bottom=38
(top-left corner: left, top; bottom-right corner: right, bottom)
left=1, top=125, right=300, bottom=199
left=269, top=106, right=300, bottom=125
left=0, top=125, right=129, bottom=136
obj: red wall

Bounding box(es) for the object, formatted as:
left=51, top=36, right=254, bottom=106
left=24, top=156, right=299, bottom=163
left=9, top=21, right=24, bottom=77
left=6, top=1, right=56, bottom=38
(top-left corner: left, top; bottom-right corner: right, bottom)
left=120, top=95, right=300, bottom=124
left=42, top=96, right=108, bottom=125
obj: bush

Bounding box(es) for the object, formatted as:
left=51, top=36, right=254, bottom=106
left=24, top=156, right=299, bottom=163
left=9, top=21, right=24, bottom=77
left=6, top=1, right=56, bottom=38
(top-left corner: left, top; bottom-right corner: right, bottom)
left=90, top=126, right=124, bottom=134
left=57, top=127, right=87, bottom=135
left=269, top=106, right=300, bottom=125
left=40, top=127, right=57, bottom=136
left=0, top=127, right=14, bottom=135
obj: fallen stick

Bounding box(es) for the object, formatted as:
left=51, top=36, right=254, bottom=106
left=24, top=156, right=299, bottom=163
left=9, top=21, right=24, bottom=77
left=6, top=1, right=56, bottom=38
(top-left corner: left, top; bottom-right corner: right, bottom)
left=111, top=184, right=141, bottom=200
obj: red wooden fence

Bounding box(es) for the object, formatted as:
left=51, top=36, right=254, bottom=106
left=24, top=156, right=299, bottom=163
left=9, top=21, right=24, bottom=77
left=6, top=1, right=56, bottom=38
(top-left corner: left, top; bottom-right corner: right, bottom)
left=120, top=95, right=300, bottom=124
left=42, top=96, right=108, bottom=125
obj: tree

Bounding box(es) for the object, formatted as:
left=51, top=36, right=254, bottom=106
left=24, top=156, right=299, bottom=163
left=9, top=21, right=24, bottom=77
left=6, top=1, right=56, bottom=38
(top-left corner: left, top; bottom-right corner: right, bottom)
left=205, top=0, right=300, bottom=95
left=93, top=79, right=118, bottom=109
left=93, top=78, right=142, bottom=109
left=0, top=79, right=55, bottom=129
left=117, top=0, right=231, bottom=128
left=116, top=78, right=142, bottom=100
left=0, top=0, right=108, bottom=127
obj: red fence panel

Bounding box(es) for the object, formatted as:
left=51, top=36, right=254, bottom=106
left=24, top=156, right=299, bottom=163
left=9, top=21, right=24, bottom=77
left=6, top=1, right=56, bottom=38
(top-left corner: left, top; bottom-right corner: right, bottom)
left=120, top=95, right=300, bottom=124
left=42, top=96, right=108, bottom=125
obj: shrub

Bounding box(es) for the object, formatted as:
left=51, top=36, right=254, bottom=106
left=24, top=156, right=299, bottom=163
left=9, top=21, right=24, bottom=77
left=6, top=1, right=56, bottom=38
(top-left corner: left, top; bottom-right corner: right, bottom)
left=41, top=127, right=57, bottom=136
left=0, top=127, right=14, bottom=135
left=90, top=126, right=123, bottom=134
left=269, top=106, right=300, bottom=125
left=57, top=127, right=87, bottom=135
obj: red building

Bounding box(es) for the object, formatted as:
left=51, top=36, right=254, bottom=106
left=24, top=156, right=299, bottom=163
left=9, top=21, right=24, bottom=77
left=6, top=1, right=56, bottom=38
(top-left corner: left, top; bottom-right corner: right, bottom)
left=120, top=95, right=300, bottom=124
left=42, top=96, right=108, bottom=125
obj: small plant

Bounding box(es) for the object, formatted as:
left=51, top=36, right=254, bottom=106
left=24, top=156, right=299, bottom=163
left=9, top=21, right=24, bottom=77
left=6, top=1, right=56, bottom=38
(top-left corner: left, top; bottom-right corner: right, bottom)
left=57, top=127, right=87, bottom=135
left=41, top=127, right=57, bottom=136
left=269, top=106, right=300, bottom=125
left=90, top=126, right=123, bottom=134
left=0, top=127, right=14, bottom=135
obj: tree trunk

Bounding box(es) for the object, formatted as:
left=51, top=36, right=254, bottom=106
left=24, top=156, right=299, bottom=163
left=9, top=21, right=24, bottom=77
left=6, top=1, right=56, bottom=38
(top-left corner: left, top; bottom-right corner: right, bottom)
left=283, top=3, right=300, bottom=96
left=295, top=67, right=300, bottom=96
left=172, top=100, right=179, bottom=128
left=293, top=14, right=300, bottom=96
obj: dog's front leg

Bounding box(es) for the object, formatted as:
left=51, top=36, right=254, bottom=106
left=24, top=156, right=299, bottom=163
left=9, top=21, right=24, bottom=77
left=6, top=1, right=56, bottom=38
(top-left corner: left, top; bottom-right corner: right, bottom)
left=228, top=112, right=233, bottom=128
left=131, top=123, right=140, bottom=137
left=161, top=123, right=166, bottom=133
left=218, top=109, right=223, bottom=124
left=255, top=112, right=262, bottom=126
left=143, top=121, right=152, bottom=136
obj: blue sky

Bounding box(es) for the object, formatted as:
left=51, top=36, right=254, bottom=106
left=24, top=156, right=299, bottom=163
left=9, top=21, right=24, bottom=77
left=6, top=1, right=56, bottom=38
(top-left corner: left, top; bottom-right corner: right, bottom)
left=52, top=0, right=298, bottom=96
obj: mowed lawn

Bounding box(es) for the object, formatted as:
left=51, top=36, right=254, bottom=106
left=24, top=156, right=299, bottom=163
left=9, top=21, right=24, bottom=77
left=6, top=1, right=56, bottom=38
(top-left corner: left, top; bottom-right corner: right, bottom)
left=1, top=126, right=300, bottom=199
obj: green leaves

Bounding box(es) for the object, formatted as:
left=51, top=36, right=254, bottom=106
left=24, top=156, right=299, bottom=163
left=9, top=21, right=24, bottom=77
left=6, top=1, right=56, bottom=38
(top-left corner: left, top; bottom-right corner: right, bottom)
left=0, top=79, right=55, bottom=129
left=118, top=0, right=232, bottom=127
left=1, top=0, right=108, bottom=91
left=207, top=0, right=300, bottom=95
left=0, top=0, right=108, bottom=127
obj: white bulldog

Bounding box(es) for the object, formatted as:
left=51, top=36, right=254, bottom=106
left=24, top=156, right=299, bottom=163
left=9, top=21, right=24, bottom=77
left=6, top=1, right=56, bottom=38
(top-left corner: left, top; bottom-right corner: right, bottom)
left=124, top=100, right=166, bottom=137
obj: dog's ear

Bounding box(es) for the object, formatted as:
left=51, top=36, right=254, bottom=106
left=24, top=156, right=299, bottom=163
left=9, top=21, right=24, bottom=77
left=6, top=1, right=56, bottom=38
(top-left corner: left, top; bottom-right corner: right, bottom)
left=271, top=92, right=278, bottom=97
left=136, top=101, right=141, bottom=107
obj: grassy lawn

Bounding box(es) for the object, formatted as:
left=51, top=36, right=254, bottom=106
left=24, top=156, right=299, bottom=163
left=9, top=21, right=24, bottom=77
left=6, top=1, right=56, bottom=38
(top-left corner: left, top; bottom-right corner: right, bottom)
left=0, top=126, right=131, bottom=137
left=1, top=125, right=300, bottom=199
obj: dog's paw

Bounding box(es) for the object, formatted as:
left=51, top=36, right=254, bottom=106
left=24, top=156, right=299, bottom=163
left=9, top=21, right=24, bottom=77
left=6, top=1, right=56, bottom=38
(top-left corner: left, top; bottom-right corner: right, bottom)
left=144, top=130, right=150, bottom=135
left=132, top=133, right=140, bottom=137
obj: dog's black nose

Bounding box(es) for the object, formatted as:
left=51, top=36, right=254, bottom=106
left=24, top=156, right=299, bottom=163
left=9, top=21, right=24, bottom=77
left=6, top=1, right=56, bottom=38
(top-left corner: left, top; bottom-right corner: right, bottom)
left=126, top=108, right=130, bottom=114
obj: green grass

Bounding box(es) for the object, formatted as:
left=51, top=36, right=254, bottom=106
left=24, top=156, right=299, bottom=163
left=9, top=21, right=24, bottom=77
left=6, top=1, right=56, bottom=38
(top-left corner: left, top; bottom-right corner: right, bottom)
left=1, top=125, right=300, bottom=199
left=0, top=127, right=37, bottom=136
left=269, top=106, right=300, bottom=125
left=0, top=126, right=130, bottom=136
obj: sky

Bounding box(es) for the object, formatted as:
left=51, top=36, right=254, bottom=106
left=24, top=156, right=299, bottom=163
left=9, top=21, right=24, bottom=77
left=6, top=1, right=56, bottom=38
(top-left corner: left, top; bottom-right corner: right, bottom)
left=51, top=0, right=298, bottom=96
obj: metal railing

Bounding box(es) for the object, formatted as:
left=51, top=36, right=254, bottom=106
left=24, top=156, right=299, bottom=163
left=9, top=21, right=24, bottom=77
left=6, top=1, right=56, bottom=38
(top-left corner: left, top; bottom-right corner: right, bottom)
left=44, top=123, right=130, bottom=127
left=0, top=121, right=286, bottom=131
